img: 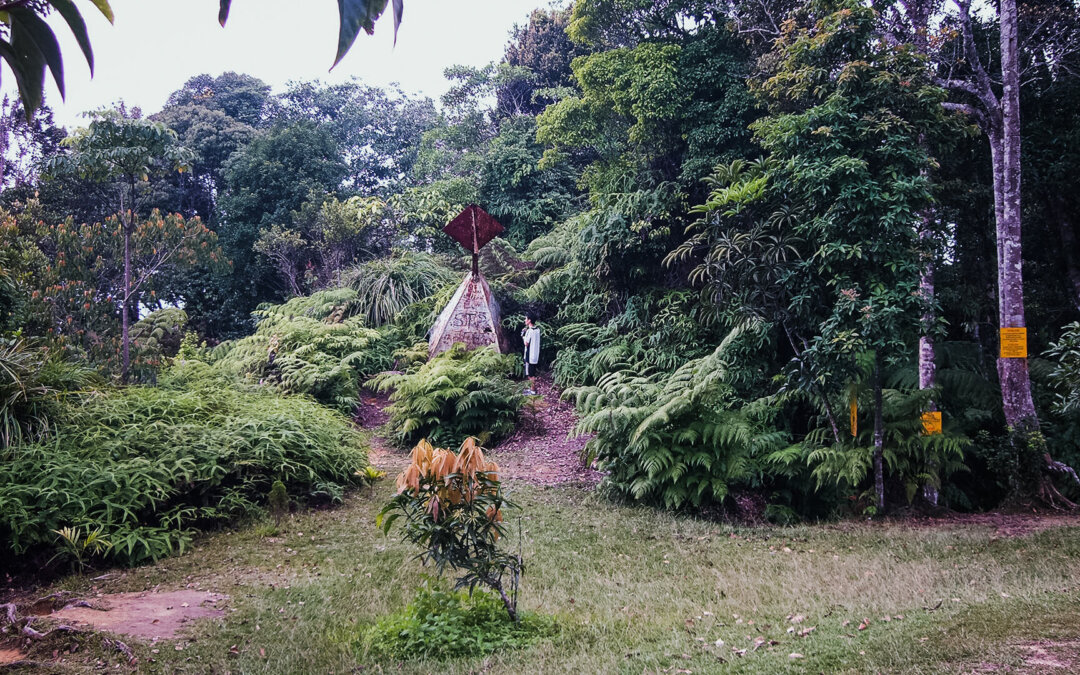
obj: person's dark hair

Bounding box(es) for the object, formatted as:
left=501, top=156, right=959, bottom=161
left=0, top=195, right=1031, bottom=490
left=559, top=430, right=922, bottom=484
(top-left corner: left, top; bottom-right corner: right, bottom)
left=524, top=313, right=535, bottom=323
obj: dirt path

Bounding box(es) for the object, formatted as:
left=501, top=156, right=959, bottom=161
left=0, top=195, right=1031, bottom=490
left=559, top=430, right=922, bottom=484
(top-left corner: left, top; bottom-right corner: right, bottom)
left=359, top=374, right=602, bottom=486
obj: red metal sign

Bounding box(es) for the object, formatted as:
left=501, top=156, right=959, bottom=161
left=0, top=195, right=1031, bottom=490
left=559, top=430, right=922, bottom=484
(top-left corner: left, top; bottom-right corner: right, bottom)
left=443, top=204, right=504, bottom=253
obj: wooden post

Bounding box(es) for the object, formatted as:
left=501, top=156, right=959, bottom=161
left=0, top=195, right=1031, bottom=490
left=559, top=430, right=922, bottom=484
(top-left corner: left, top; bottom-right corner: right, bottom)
left=471, top=207, right=479, bottom=276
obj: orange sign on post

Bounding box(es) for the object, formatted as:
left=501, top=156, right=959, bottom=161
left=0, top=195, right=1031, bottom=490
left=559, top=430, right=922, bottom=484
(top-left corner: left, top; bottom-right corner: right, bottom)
left=849, top=397, right=857, bottom=437
left=921, top=411, right=942, bottom=436
left=1000, top=327, right=1027, bottom=358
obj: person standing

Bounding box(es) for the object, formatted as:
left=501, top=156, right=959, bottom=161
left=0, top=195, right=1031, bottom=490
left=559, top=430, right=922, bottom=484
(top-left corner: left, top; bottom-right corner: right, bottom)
left=522, top=314, right=541, bottom=395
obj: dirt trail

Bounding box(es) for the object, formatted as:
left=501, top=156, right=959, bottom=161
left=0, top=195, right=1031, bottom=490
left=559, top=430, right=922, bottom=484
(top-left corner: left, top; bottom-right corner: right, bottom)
left=359, top=374, right=602, bottom=486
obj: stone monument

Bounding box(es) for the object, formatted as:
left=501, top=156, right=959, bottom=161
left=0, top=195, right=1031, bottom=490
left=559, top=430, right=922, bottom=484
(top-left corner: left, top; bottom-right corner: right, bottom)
left=428, top=205, right=507, bottom=357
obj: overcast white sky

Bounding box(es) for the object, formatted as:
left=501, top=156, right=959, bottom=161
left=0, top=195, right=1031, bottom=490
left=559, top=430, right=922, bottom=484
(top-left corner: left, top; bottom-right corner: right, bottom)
left=9, top=0, right=554, bottom=128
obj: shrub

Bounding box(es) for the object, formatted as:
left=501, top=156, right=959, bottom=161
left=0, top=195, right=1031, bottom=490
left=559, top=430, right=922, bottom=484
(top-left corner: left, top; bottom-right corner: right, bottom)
left=370, top=344, right=526, bottom=447
left=130, top=308, right=189, bottom=382
left=0, top=362, right=369, bottom=566
left=379, top=439, right=522, bottom=620
left=338, top=251, right=458, bottom=328
left=0, top=338, right=100, bottom=451
left=358, top=586, right=554, bottom=661
left=569, top=328, right=788, bottom=509
left=206, top=289, right=400, bottom=411
left=1046, top=321, right=1080, bottom=416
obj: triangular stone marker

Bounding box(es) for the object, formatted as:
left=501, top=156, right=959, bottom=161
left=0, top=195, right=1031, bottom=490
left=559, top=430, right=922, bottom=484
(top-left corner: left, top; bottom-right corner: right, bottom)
left=428, top=205, right=506, bottom=357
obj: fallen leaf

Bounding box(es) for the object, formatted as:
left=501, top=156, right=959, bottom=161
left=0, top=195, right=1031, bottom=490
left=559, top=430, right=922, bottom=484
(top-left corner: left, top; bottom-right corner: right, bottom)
left=259, top=648, right=266, bottom=658
left=789, top=653, right=804, bottom=659
left=797, top=626, right=816, bottom=637
left=858, top=619, right=870, bottom=631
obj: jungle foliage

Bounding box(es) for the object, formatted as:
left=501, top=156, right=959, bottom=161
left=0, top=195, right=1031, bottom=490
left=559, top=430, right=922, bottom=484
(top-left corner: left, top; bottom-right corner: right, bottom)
left=370, top=345, right=526, bottom=448
left=0, top=362, right=368, bottom=567
left=1, top=0, right=1080, bottom=553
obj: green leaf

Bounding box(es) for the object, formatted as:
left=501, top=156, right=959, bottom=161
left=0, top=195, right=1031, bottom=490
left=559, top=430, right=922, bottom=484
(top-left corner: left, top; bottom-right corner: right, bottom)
left=0, top=32, right=45, bottom=117
left=333, top=0, right=389, bottom=69
left=391, top=0, right=402, bottom=44
left=9, top=7, right=65, bottom=100
left=47, top=0, right=95, bottom=74
left=87, top=0, right=114, bottom=23
left=218, top=0, right=231, bottom=27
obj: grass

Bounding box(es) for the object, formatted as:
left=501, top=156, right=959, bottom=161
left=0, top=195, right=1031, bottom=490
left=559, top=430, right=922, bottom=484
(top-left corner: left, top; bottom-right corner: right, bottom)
left=11, top=481, right=1080, bottom=673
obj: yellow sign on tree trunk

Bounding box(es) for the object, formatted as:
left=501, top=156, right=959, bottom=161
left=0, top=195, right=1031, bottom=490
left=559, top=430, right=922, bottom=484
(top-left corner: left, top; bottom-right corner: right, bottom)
left=1000, top=327, right=1027, bottom=358
left=921, top=411, right=942, bottom=435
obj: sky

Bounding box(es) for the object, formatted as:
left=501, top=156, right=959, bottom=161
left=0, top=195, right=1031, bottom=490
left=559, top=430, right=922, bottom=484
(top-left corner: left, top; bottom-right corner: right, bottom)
left=9, top=0, right=555, bottom=128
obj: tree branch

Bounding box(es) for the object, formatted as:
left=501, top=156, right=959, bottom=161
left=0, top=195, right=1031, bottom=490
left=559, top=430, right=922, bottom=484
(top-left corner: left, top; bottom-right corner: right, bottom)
left=952, top=0, right=1002, bottom=115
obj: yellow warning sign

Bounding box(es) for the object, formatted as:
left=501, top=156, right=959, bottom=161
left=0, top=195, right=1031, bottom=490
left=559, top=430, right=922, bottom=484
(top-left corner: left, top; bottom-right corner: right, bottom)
left=921, top=411, right=942, bottom=436
left=1000, top=327, right=1027, bottom=358
left=849, top=398, right=857, bottom=437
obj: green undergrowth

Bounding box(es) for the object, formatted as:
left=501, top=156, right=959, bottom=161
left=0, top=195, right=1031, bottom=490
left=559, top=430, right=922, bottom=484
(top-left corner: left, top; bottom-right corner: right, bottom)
left=355, top=586, right=557, bottom=661
left=0, top=360, right=368, bottom=568
left=205, top=289, right=402, bottom=411
left=370, top=343, right=526, bottom=447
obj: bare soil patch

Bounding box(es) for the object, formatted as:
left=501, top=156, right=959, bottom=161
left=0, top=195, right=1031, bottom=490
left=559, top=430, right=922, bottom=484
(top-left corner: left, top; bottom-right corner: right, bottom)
left=46, top=590, right=227, bottom=641
left=488, top=374, right=602, bottom=487
left=1018, top=640, right=1080, bottom=671
left=0, top=647, right=27, bottom=665
left=897, top=512, right=1080, bottom=537
left=354, top=389, right=391, bottom=430
left=971, top=640, right=1080, bottom=673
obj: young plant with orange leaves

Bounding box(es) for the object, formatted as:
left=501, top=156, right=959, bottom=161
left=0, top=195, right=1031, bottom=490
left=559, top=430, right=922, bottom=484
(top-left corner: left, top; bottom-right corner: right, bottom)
left=378, top=437, right=523, bottom=621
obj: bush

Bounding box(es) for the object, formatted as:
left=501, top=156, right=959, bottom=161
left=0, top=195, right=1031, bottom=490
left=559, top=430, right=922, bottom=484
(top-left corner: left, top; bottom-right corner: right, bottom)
left=0, top=362, right=369, bottom=567
left=370, top=344, right=526, bottom=447
left=379, top=439, right=522, bottom=619
left=206, top=289, right=400, bottom=411
left=338, top=251, right=458, bottom=328
left=1046, top=321, right=1080, bottom=416
left=569, top=328, right=788, bottom=509
left=130, top=308, right=189, bottom=382
left=0, top=338, right=100, bottom=451
left=358, top=586, right=554, bottom=661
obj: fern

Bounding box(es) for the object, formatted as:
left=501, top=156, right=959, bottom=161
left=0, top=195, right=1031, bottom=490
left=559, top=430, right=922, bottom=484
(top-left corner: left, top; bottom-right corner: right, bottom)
left=370, top=344, right=526, bottom=447
left=205, top=290, right=402, bottom=411
left=568, top=325, right=789, bottom=509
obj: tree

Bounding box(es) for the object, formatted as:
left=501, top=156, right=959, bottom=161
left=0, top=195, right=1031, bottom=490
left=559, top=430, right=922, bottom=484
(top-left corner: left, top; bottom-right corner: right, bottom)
left=676, top=0, right=958, bottom=511
left=935, top=0, right=1080, bottom=505
left=151, top=102, right=256, bottom=221
left=163, top=72, right=271, bottom=128
left=277, top=80, right=437, bottom=194
left=255, top=194, right=397, bottom=294
left=475, top=116, right=579, bottom=248
left=500, top=7, right=587, bottom=116
left=43, top=110, right=193, bottom=382
left=0, top=95, right=65, bottom=190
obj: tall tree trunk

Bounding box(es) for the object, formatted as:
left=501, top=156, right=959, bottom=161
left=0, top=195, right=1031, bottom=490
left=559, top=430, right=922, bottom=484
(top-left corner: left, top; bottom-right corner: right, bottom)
left=122, top=205, right=132, bottom=384
left=918, top=227, right=939, bottom=505
left=994, top=0, right=1038, bottom=430
left=873, top=358, right=885, bottom=513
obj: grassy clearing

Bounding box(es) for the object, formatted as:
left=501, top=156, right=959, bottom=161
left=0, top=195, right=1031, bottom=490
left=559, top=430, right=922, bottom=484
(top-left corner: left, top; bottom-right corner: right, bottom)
left=14, top=482, right=1080, bottom=673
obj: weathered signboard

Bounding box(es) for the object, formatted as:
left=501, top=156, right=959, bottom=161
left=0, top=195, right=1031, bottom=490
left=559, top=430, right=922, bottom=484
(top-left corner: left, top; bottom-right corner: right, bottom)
left=428, top=205, right=506, bottom=357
